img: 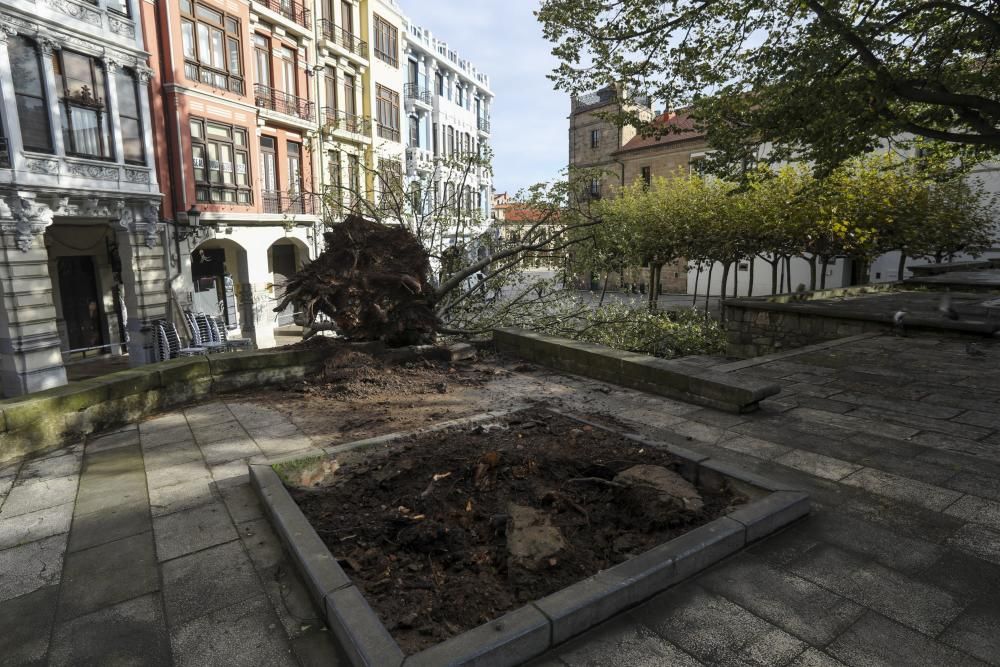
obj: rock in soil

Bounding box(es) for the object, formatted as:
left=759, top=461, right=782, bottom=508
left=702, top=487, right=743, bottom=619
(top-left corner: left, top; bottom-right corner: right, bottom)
left=614, top=464, right=704, bottom=513
left=506, top=503, right=566, bottom=570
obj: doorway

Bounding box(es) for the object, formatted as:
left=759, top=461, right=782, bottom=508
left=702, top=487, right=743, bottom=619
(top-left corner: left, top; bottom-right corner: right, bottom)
left=57, top=256, right=106, bottom=354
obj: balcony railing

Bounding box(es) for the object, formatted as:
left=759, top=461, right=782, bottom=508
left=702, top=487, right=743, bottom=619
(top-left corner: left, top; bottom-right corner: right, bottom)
left=262, top=190, right=319, bottom=215
left=404, top=83, right=432, bottom=106
left=377, top=124, right=401, bottom=142
left=322, top=107, right=371, bottom=135
left=0, top=138, right=10, bottom=168
left=254, top=84, right=315, bottom=122
left=253, top=0, right=310, bottom=29
left=185, top=61, right=244, bottom=95
left=318, top=20, right=368, bottom=58
left=477, top=117, right=491, bottom=133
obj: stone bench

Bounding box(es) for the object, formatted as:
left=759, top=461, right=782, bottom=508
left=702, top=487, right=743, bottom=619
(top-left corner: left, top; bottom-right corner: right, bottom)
left=493, top=328, right=779, bottom=413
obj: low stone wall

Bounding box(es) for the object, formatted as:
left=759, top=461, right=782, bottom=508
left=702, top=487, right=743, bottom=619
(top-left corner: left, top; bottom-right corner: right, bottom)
left=724, top=299, right=996, bottom=358
left=493, top=328, right=779, bottom=413
left=0, top=347, right=330, bottom=465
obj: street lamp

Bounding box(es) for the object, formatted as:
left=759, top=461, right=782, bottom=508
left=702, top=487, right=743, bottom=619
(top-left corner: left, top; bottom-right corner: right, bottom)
left=175, top=204, right=216, bottom=242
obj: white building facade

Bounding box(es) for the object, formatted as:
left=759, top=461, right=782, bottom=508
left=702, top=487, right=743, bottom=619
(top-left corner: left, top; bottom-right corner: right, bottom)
left=0, top=0, right=164, bottom=397
left=401, top=15, right=493, bottom=251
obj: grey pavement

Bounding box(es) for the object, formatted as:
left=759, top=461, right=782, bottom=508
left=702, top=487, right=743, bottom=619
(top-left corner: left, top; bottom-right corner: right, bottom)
left=1, top=333, right=999, bottom=665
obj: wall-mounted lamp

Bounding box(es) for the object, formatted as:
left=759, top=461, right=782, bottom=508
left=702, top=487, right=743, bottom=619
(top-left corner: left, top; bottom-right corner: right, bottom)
left=175, top=204, right=218, bottom=243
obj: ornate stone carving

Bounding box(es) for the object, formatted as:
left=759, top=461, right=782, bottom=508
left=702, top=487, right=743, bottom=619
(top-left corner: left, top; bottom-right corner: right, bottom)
left=66, top=162, right=120, bottom=181
left=45, top=0, right=102, bottom=27
left=0, top=22, right=17, bottom=44
left=135, top=65, right=154, bottom=84
left=35, top=32, right=62, bottom=55
left=26, top=158, right=59, bottom=175
left=118, top=199, right=162, bottom=248
left=0, top=194, right=56, bottom=252
left=108, top=14, right=136, bottom=39
left=124, top=168, right=151, bottom=184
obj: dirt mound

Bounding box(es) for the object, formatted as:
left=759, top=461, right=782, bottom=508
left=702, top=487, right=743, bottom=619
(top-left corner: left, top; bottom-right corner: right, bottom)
left=289, top=409, right=745, bottom=654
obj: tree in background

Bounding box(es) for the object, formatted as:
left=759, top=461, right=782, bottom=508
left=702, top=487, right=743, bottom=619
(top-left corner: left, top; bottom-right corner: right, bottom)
left=538, top=0, right=999, bottom=177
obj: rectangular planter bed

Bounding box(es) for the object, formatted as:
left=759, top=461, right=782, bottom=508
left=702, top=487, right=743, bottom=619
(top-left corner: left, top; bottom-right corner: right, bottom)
left=250, top=408, right=809, bottom=667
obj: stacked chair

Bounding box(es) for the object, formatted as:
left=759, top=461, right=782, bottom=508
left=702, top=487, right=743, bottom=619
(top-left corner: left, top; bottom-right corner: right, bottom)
left=151, top=313, right=254, bottom=362
left=153, top=320, right=205, bottom=361
left=209, top=315, right=254, bottom=352
left=183, top=311, right=226, bottom=354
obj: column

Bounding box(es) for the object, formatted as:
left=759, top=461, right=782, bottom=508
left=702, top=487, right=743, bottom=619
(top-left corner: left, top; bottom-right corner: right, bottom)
left=36, top=35, right=66, bottom=156
left=0, top=194, right=67, bottom=397
left=103, top=56, right=126, bottom=166
left=136, top=67, right=158, bottom=176
left=116, top=201, right=169, bottom=366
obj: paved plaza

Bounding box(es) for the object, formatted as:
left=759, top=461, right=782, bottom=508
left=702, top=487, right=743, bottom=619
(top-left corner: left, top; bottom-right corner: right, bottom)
left=1, top=333, right=999, bottom=665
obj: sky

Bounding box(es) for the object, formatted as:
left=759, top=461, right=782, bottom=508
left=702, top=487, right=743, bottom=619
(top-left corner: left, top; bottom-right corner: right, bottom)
left=403, top=1, right=568, bottom=195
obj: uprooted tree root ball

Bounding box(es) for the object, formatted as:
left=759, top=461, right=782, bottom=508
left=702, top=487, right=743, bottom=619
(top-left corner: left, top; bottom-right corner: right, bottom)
left=274, top=215, right=438, bottom=346
left=286, top=408, right=746, bottom=654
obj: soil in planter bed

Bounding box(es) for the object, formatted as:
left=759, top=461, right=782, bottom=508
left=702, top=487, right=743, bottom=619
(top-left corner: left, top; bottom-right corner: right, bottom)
left=288, top=408, right=746, bottom=654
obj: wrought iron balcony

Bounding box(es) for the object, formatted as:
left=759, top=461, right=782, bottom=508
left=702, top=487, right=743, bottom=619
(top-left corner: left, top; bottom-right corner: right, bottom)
left=322, top=108, right=371, bottom=136
left=0, top=138, right=10, bottom=168
left=477, top=116, right=491, bottom=133
left=377, top=124, right=401, bottom=142
left=253, top=0, right=310, bottom=29
left=261, top=190, right=319, bottom=215
left=404, top=83, right=432, bottom=106
left=318, top=20, right=368, bottom=58
left=254, top=84, right=315, bottom=122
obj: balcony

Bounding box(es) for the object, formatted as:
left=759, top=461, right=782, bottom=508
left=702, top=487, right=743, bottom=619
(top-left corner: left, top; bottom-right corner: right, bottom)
left=322, top=108, right=372, bottom=137
left=261, top=190, right=319, bottom=216
left=477, top=117, right=491, bottom=134
left=253, top=0, right=310, bottom=29
left=185, top=61, right=244, bottom=95
left=404, top=83, right=432, bottom=106
left=318, top=20, right=368, bottom=59
left=254, top=85, right=315, bottom=123
left=0, top=138, right=9, bottom=168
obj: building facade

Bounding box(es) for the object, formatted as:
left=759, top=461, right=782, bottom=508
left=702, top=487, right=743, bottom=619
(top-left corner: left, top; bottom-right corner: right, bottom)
left=0, top=0, right=165, bottom=397
left=401, top=15, right=493, bottom=252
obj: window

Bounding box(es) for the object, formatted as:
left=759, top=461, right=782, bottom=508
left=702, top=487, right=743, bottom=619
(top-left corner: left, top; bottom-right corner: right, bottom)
left=260, top=135, right=277, bottom=193
left=375, top=84, right=400, bottom=141
left=447, top=126, right=454, bottom=157
left=115, top=68, right=145, bottom=165
left=347, top=153, right=360, bottom=209
left=190, top=118, right=252, bottom=204
left=277, top=46, right=296, bottom=96
left=53, top=50, right=113, bottom=159
left=588, top=177, right=601, bottom=199
left=435, top=72, right=444, bottom=96
left=373, top=14, right=398, bottom=67
left=181, top=1, right=244, bottom=94
left=8, top=36, right=52, bottom=153
left=432, top=122, right=439, bottom=156
left=105, top=0, right=130, bottom=16
left=253, top=35, right=270, bottom=88
left=323, top=65, right=337, bottom=116
left=641, top=166, right=651, bottom=187
left=343, top=73, right=356, bottom=116
left=378, top=158, right=403, bottom=209
left=341, top=1, right=354, bottom=35
left=590, top=129, right=600, bottom=148
left=457, top=85, right=464, bottom=107
left=327, top=149, right=343, bottom=212
left=409, top=116, right=419, bottom=148
left=287, top=141, right=302, bottom=194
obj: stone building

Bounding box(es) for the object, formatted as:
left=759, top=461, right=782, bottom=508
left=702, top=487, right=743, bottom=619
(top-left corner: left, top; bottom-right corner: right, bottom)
left=0, top=0, right=164, bottom=397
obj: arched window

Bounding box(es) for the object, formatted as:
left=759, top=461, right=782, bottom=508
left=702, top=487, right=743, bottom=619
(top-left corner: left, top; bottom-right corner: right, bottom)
left=8, top=36, right=53, bottom=153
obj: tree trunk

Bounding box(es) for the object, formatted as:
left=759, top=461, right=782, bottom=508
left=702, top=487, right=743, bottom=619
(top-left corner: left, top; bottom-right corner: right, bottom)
left=768, top=257, right=777, bottom=295
left=704, top=263, right=714, bottom=314
left=778, top=257, right=786, bottom=293
left=748, top=259, right=755, bottom=297
left=648, top=262, right=656, bottom=311
left=692, top=264, right=702, bottom=306
left=732, top=262, right=739, bottom=298
left=720, top=262, right=731, bottom=307
left=786, top=256, right=793, bottom=292
left=598, top=272, right=610, bottom=306
left=897, top=251, right=907, bottom=281
left=934, top=251, right=943, bottom=264
left=806, top=255, right=817, bottom=291
left=820, top=256, right=830, bottom=289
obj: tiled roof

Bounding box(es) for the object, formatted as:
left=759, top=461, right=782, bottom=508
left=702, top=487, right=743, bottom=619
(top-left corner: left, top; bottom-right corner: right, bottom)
left=615, top=111, right=705, bottom=153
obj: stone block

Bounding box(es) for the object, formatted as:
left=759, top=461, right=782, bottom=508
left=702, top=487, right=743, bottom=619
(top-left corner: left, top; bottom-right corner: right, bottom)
left=250, top=465, right=351, bottom=607
left=156, top=357, right=210, bottom=387
left=727, top=491, right=810, bottom=543
left=405, top=602, right=550, bottom=667
left=325, top=586, right=404, bottom=667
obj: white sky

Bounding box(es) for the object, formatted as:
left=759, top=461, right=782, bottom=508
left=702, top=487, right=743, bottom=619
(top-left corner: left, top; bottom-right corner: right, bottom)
left=404, top=1, right=568, bottom=195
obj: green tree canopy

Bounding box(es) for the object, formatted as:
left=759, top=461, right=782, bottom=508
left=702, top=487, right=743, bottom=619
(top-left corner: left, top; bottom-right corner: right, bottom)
left=538, top=0, right=1000, bottom=176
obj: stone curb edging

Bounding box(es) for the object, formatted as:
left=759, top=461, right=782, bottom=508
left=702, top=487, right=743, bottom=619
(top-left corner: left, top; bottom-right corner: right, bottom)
left=252, top=408, right=810, bottom=667
left=493, top=327, right=780, bottom=414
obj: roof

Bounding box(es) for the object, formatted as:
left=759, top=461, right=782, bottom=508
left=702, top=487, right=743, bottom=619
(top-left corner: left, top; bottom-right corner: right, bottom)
left=499, top=206, right=549, bottom=223
left=614, top=111, right=705, bottom=154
